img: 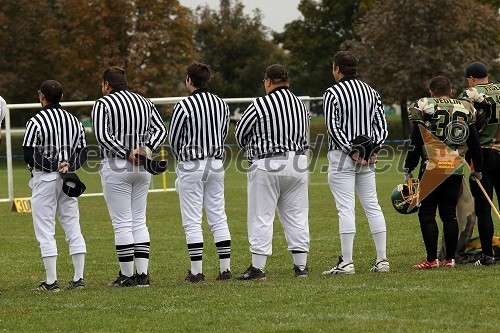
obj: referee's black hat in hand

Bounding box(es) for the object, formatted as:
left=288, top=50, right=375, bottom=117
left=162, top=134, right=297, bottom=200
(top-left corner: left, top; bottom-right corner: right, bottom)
left=61, top=172, right=86, bottom=197
left=350, top=135, right=374, bottom=161
left=135, top=153, right=168, bottom=175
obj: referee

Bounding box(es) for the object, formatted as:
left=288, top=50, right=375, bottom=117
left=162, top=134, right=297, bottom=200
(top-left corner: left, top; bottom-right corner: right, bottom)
left=92, top=66, right=167, bottom=287
left=23, top=80, right=88, bottom=291
left=169, top=63, right=232, bottom=283
left=235, top=64, right=310, bottom=280
left=322, top=51, right=389, bottom=275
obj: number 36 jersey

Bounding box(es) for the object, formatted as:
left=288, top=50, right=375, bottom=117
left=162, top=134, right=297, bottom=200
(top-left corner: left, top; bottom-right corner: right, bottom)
left=408, top=97, right=475, bottom=158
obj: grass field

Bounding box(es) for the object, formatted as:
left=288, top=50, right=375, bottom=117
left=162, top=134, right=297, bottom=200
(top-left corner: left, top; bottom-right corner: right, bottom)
left=0, top=116, right=499, bottom=332
left=0, top=150, right=499, bottom=333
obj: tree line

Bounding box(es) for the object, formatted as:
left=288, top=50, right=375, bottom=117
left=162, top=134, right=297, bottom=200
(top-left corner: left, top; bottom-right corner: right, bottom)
left=1, top=0, right=498, bottom=132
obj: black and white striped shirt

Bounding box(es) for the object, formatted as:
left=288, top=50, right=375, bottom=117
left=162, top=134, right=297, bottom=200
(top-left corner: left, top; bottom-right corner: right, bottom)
left=22, top=104, right=86, bottom=170
left=169, top=89, right=229, bottom=161
left=323, top=76, right=388, bottom=152
left=92, top=89, right=167, bottom=159
left=235, top=87, right=310, bottom=160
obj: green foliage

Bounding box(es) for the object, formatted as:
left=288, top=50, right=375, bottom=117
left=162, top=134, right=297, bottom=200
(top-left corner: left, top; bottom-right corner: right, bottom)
left=275, top=0, right=376, bottom=96
left=0, top=0, right=197, bottom=125
left=0, top=154, right=499, bottom=332
left=193, top=0, right=283, bottom=97
left=347, top=0, right=500, bottom=103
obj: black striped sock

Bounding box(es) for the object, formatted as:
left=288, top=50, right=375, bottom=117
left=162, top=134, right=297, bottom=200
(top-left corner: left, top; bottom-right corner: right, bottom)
left=116, top=244, right=134, bottom=262
left=134, top=242, right=150, bottom=259
left=187, top=242, right=203, bottom=261
left=215, top=240, right=231, bottom=259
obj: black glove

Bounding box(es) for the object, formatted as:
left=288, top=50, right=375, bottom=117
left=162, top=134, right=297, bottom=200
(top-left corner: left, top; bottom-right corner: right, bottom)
left=470, top=171, right=482, bottom=181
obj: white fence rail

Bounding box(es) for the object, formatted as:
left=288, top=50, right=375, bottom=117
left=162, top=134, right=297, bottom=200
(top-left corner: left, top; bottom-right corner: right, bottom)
left=1, top=96, right=320, bottom=203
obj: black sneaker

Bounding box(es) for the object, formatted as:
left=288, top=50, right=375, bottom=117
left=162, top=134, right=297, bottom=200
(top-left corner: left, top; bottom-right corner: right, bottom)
left=474, top=254, right=496, bottom=266
left=235, top=265, right=266, bottom=281
left=216, top=270, right=232, bottom=281
left=107, top=271, right=137, bottom=287
left=185, top=270, right=205, bottom=283
left=32, top=281, right=60, bottom=292
left=66, top=278, right=85, bottom=290
left=294, top=265, right=309, bottom=278
left=136, top=273, right=150, bottom=287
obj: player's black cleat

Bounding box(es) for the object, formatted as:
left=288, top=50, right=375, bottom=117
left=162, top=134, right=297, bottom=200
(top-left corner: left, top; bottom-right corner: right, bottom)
left=294, top=265, right=309, bottom=278
left=216, top=269, right=232, bottom=281
left=474, top=254, right=496, bottom=266
left=108, top=271, right=137, bottom=287
left=185, top=270, right=205, bottom=283
left=32, top=280, right=60, bottom=292
left=136, top=272, right=150, bottom=287
left=236, top=265, right=266, bottom=281
left=66, top=278, right=85, bottom=290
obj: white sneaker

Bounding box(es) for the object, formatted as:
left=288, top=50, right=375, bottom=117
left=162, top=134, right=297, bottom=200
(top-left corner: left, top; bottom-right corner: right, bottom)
left=322, top=256, right=355, bottom=275
left=370, top=259, right=390, bottom=273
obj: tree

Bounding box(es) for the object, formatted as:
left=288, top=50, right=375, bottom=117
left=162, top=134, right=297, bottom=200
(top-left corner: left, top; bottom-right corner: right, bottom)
left=348, top=0, right=500, bottom=137
left=275, top=0, right=375, bottom=96
left=194, top=0, right=283, bottom=98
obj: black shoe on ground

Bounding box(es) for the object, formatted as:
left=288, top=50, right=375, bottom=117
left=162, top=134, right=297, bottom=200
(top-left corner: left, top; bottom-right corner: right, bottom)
left=108, top=271, right=137, bottom=287
left=32, top=281, right=60, bottom=292
left=66, top=278, right=85, bottom=290
left=475, top=254, right=496, bottom=266
left=294, top=265, right=309, bottom=278
left=185, top=270, right=205, bottom=283
left=136, top=272, right=150, bottom=287
left=216, top=270, right=232, bottom=281
left=235, top=265, right=266, bottom=281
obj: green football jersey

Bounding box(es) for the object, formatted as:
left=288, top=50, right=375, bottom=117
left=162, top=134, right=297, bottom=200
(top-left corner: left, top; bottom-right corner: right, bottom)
left=458, top=83, right=500, bottom=150
left=408, top=97, right=476, bottom=174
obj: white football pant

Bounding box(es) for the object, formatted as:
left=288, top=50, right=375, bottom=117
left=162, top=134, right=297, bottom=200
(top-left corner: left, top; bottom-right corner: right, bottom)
left=247, top=153, right=310, bottom=256
left=100, top=158, right=151, bottom=245
left=175, top=158, right=230, bottom=244
left=327, top=150, right=386, bottom=235
left=30, top=171, right=86, bottom=257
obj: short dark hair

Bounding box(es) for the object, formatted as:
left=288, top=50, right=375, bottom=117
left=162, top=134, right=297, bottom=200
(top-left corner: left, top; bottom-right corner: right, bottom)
left=265, top=64, right=290, bottom=84
left=332, top=51, right=359, bottom=76
left=187, top=63, right=211, bottom=88
left=40, top=80, right=63, bottom=104
left=429, top=76, right=451, bottom=97
left=102, top=66, right=128, bottom=89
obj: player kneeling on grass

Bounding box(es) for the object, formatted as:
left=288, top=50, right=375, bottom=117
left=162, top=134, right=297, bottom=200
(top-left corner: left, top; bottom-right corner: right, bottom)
left=23, top=80, right=88, bottom=291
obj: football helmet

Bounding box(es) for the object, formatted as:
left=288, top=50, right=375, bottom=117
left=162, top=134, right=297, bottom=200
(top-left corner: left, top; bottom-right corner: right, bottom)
left=391, top=178, right=419, bottom=214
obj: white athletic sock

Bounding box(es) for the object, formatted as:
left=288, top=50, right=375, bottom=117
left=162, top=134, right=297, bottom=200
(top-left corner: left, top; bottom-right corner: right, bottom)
left=292, top=252, right=308, bottom=269
left=190, top=260, right=203, bottom=275
left=340, top=233, right=355, bottom=263
left=119, top=261, right=134, bottom=277
left=219, top=258, right=230, bottom=273
left=372, top=231, right=387, bottom=262
left=71, top=253, right=85, bottom=281
left=252, top=253, right=267, bottom=270
left=43, top=256, right=57, bottom=284
left=135, top=258, right=149, bottom=275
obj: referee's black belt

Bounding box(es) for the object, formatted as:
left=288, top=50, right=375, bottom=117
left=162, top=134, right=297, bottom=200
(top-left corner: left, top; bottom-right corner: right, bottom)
left=257, top=150, right=306, bottom=159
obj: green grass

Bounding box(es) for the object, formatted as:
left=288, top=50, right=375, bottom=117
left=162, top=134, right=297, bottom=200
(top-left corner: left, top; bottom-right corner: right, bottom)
left=0, top=151, right=499, bottom=333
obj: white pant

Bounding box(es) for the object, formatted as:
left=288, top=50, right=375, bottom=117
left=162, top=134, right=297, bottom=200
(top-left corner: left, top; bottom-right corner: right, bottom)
left=247, top=154, right=310, bottom=255
left=29, top=171, right=86, bottom=257
left=327, top=150, right=386, bottom=234
left=100, top=158, right=151, bottom=245
left=175, top=158, right=230, bottom=244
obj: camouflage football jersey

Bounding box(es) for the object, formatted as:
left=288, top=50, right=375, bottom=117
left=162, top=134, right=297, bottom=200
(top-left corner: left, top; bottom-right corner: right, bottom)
left=408, top=97, right=476, bottom=174
left=458, top=83, right=500, bottom=150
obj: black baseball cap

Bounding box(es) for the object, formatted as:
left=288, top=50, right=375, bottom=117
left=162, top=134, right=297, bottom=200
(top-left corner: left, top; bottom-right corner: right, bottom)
left=465, top=62, right=488, bottom=78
